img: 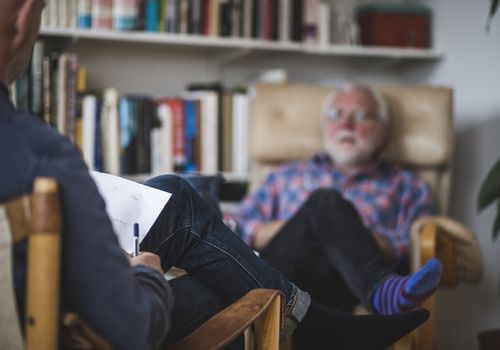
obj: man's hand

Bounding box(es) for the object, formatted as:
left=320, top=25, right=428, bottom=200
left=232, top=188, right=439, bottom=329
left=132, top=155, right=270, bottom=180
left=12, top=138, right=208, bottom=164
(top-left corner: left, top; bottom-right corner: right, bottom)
left=252, top=220, right=285, bottom=251
left=129, top=252, right=164, bottom=274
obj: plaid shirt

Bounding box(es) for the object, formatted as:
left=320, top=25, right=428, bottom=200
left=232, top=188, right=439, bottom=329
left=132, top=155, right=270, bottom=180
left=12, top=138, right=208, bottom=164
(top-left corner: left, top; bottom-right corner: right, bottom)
left=235, top=153, right=436, bottom=261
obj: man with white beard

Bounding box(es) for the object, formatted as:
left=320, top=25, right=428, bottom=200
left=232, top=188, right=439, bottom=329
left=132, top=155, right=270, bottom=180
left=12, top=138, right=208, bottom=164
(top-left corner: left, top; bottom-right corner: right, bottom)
left=234, top=85, right=440, bottom=321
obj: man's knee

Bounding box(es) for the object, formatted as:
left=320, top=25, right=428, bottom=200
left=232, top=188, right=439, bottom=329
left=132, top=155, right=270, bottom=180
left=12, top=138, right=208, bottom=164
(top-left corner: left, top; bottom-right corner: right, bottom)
left=305, top=189, right=351, bottom=212
left=144, top=174, right=191, bottom=194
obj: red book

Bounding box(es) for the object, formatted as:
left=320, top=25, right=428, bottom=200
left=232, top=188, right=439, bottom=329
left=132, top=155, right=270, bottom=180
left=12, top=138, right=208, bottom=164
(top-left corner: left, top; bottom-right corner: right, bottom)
left=167, top=98, right=186, bottom=171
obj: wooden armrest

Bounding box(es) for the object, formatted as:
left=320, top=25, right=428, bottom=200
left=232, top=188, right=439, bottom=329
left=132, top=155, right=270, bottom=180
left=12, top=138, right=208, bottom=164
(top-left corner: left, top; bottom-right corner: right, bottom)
left=410, top=215, right=483, bottom=287
left=168, top=289, right=284, bottom=350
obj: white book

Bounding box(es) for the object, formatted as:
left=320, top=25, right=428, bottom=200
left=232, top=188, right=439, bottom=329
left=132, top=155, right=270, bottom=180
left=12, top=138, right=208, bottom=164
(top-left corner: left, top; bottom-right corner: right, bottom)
left=231, top=92, right=250, bottom=175
left=56, top=54, right=68, bottom=136
left=59, top=0, right=68, bottom=28
left=90, top=171, right=171, bottom=254
left=279, top=0, right=290, bottom=41
left=183, top=91, right=219, bottom=174
left=101, top=88, right=121, bottom=175
left=318, top=2, right=330, bottom=48
left=151, top=103, right=174, bottom=175
left=68, top=0, right=78, bottom=28
left=82, top=95, right=97, bottom=170
left=243, top=0, right=253, bottom=38
left=41, top=5, right=49, bottom=28
left=48, top=0, right=58, bottom=27
left=303, top=0, right=319, bottom=44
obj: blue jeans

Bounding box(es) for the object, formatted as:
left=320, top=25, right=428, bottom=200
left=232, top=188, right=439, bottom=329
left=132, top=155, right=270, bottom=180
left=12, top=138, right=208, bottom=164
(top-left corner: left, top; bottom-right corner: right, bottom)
left=141, top=175, right=309, bottom=345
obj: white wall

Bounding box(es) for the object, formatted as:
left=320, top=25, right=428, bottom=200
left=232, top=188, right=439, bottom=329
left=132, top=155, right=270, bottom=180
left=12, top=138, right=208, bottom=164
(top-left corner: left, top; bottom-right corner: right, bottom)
left=63, top=0, right=500, bottom=348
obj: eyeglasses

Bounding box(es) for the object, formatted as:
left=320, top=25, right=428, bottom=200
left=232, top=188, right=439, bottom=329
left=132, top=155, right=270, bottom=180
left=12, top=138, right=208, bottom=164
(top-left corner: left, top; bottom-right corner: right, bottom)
left=325, top=108, right=380, bottom=124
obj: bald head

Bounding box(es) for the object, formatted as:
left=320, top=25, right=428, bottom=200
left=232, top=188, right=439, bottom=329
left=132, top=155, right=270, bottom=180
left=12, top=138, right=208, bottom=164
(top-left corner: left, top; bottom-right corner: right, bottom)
left=0, top=0, right=45, bottom=85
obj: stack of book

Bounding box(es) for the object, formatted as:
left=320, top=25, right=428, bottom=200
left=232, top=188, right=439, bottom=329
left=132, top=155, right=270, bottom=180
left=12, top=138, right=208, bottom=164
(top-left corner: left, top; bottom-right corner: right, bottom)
left=10, top=41, right=251, bottom=177
left=42, top=0, right=331, bottom=44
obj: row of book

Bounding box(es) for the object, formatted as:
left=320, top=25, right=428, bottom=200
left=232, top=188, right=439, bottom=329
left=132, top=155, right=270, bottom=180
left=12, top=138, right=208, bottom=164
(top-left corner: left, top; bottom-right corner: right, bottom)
left=9, top=42, right=251, bottom=176
left=42, top=0, right=331, bottom=44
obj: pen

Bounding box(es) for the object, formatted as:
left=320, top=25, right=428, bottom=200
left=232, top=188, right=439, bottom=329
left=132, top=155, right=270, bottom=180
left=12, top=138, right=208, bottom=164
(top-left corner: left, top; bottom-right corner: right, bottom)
left=133, top=223, right=140, bottom=257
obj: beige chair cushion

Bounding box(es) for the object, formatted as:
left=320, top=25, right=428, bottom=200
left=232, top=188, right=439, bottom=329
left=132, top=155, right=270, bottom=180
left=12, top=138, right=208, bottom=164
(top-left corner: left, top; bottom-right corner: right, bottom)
left=0, top=206, right=24, bottom=350
left=250, top=83, right=452, bottom=166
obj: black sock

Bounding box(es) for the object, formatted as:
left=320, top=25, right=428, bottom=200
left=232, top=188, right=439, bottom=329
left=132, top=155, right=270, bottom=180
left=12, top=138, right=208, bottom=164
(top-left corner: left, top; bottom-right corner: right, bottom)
left=293, top=301, right=429, bottom=350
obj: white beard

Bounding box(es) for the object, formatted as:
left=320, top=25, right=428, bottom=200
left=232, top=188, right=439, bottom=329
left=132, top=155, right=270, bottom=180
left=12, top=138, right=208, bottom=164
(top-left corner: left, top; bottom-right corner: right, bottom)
left=323, top=129, right=380, bottom=167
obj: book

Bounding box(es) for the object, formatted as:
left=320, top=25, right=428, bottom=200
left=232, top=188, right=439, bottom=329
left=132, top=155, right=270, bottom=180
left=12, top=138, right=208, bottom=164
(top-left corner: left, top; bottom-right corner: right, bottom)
left=30, top=41, right=45, bottom=119
left=82, top=95, right=97, bottom=170
left=92, top=0, right=113, bottom=29
left=78, top=0, right=92, bottom=28
left=231, top=91, right=250, bottom=175
left=152, top=101, right=174, bottom=174
left=101, top=88, right=121, bottom=175
left=113, top=0, right=139, bottom=30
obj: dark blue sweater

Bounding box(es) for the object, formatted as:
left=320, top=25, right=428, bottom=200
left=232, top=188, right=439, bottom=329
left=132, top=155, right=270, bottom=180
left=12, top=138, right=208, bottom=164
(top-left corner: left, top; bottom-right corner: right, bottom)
left=0, top=85, right=174, bottom=350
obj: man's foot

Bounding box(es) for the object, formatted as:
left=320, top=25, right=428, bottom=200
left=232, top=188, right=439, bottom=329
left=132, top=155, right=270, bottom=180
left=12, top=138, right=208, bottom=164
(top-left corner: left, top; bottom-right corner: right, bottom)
left=294, top=301, right=429, bottom=350
left=373, top=258, right=442, bottom=315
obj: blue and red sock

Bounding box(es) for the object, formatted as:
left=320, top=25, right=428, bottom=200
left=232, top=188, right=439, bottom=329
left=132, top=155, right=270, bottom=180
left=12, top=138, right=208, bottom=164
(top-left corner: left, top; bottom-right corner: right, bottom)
left=373, top=258, right=442, bottom=315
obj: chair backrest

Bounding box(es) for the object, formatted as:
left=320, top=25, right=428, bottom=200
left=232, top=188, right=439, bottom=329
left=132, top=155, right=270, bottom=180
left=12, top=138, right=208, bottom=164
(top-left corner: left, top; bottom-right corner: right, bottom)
left=0, top=178, right=62, bottom=350
left=248, top=83, right=454, bottom=214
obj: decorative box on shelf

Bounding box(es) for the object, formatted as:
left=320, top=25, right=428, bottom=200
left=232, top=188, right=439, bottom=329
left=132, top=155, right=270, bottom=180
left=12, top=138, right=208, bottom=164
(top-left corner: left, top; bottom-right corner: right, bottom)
left=356, top=3, right=432, bottom=49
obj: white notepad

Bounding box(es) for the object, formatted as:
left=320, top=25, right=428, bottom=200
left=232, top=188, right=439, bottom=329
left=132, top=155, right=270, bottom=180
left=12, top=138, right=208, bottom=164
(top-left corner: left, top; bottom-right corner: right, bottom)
left=90, top=171, right=172, bottom=254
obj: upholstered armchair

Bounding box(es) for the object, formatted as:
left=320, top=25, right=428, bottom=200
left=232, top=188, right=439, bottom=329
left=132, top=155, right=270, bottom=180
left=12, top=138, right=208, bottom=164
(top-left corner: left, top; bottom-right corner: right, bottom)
left=247, top=83, right=483, bottom=350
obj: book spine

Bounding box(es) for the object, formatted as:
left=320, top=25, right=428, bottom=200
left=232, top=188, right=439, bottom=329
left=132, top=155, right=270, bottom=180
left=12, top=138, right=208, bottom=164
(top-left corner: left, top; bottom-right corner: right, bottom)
left=119, top=97, right=137, bottom=174
left=30, top=41, right=45, bottom=119
left=94, top=100, right=103, bottom=172
left=102, top=88, right=121, bottom=175
left=48, top=0, right=59, bottom=27
left=152, top=101, right=173, bottom=174
left=56, top=54, right=68, bottom=135
left=78, top=0, right=92, bottom=28
left=145, top=0, right=160, bottom=31
left=170, top=99, right=186, bottom=171
left=66, top=55, right=80, bottom=143
left=59, top=0, right=68, bottom=28
left=82, top=95, right=97, bottom=170
left=92, top=0, right=113, bottom=29
left=114, top=0, right=139, bottom=30
left=68, top=0, right=79, bottom=28
left=184, top=100, right=197, bottom=171
left=42, top=55, right=53, bottom=125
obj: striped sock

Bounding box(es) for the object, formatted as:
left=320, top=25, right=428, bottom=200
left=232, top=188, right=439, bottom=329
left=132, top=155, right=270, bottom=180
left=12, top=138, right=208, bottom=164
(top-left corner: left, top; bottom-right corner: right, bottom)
left=373, top=258, right=442, bottom=315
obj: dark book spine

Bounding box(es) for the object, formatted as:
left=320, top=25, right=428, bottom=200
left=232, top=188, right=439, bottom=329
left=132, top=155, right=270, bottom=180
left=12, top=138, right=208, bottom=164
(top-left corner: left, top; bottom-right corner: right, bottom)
left=220, top=0, right=232, bottom=36
left=42, top=55, right=52, bottom=125
left=66, top=55, right=79, bottom=143
left=94, top=100, right=103, bottom=172
left=291, top=0, right=302, bottom=42
left=251, top=0, right=259, bottom=38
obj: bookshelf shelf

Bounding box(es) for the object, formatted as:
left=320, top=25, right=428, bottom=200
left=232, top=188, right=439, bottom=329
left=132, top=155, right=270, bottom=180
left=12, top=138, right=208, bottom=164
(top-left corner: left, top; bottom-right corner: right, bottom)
left=39, top=28, right=444, bottom=60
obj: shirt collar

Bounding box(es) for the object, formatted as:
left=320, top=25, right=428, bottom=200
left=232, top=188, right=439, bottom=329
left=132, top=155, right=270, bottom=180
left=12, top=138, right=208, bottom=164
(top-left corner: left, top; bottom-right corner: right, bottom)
left=312, top=151, right=387, bottom=179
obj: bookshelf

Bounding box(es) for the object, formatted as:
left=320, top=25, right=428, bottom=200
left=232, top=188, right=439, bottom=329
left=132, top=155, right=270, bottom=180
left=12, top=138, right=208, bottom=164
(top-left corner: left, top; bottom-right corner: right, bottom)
left=39, top=28, right=444, bottom=61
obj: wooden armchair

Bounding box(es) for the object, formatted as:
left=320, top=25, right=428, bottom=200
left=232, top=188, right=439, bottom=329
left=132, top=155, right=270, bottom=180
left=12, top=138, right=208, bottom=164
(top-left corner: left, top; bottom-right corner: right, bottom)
left=248, top=83, right=483, bottom=350
left=0, top=178, right=283, bottom=350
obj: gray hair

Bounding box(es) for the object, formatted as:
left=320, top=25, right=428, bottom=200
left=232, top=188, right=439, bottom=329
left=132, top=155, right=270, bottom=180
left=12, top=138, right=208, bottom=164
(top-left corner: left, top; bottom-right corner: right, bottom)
left=321, top=84, right=389, bottom=124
